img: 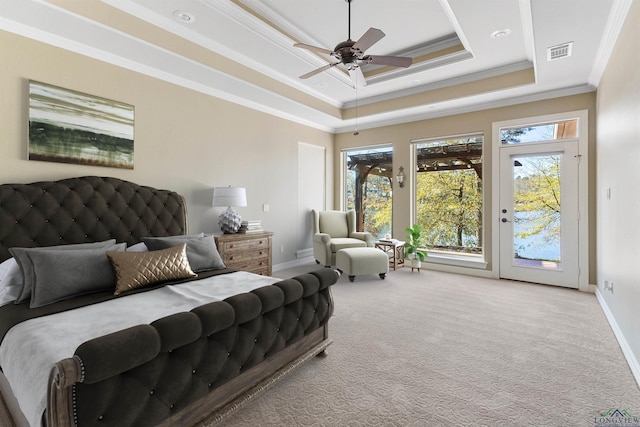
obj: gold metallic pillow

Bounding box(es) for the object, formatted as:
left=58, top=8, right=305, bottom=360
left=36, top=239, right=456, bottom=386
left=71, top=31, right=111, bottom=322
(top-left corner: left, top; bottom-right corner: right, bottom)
left=107, top=243, right=196, bottom=295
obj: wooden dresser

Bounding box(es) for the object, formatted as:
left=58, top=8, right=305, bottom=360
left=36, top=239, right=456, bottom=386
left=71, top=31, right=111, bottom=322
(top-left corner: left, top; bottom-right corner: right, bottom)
left=214, top=231, right=273, bottom=276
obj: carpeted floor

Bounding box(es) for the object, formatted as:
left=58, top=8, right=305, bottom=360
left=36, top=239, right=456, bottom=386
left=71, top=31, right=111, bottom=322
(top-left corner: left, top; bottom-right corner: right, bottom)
left=201, top=263, right=640, bottom=426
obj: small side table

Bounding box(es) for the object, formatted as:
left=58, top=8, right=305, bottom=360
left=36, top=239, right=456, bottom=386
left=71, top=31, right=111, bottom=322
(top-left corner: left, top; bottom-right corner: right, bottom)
left=375, top=240, right=405, bottom=271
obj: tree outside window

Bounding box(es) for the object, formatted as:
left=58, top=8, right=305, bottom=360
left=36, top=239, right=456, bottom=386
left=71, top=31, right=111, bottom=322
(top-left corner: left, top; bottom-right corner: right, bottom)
left=345, top=146, right=393, bottom=239
left=414, top=136, right=483, bottom=255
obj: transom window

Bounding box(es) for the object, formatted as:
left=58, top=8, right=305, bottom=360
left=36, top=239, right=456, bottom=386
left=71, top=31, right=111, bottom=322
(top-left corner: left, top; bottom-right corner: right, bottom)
left=500, top=119, right=577, bottom=144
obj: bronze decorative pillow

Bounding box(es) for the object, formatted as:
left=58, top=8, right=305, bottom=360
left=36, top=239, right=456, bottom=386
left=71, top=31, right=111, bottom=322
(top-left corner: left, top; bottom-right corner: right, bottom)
left=107, top=243, right=196, bottom=295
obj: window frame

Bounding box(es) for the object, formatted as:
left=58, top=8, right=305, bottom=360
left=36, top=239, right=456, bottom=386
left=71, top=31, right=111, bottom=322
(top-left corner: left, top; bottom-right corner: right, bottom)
left=491, top=110, right=589, bottom=290
left=341, top=143, right=394, bottom=237
left=411, top=132, right=488, bottom=270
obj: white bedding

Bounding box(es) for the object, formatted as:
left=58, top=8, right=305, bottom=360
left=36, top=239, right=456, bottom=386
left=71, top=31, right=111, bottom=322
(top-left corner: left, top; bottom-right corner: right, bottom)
left=0, top=271, right=280, bottom=427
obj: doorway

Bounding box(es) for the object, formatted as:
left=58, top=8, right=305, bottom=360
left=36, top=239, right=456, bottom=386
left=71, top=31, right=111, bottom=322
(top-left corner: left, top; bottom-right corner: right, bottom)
left=492, top=111, right=589, bottom=290
left=499, top=141, right=579, bottom=287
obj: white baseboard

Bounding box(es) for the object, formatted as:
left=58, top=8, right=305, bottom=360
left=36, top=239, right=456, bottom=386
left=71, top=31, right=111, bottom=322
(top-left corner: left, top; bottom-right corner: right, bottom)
left=295, top=248, right=314, bottom=259
left=273, top=256, right=315, bottom=272
left=595, top=288, right=640, bottom=389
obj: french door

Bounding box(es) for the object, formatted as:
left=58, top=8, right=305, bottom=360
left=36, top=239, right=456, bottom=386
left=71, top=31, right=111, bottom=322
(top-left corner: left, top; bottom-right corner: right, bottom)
left=498, top=141, right=580, bottom=288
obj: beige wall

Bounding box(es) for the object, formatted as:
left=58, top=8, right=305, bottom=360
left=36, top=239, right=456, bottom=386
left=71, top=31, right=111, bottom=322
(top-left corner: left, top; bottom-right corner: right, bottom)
left=0, top=31, right=334, bottom=266
left=596, top=1, right=640, bottom=376
left=335, top=93, right=597, bottom=280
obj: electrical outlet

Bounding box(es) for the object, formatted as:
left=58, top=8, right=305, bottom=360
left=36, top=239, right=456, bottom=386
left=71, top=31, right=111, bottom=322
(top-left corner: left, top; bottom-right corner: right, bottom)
left=603, top=280, right=614, bottom=292
left=280, top=245, right=284, bottom=253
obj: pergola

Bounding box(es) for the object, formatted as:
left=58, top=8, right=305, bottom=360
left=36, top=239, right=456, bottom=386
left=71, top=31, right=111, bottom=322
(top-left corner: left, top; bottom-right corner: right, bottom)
left=347, top=142, right=483, bottom=231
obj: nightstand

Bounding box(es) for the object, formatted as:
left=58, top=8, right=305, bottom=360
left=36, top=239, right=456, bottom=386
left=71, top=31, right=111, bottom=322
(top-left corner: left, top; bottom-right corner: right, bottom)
left=215, top=231, right=273, bottom=276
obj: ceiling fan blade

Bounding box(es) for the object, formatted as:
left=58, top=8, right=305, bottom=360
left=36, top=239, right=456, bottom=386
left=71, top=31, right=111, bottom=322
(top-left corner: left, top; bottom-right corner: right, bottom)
left=348, top=66, right=367, bottom=88
left=366, top=55, right=413, bottom=68
left=293, top=43, right=335, bottom=56
left=299, top=62, right=339, bottom=79
left=352, top=28, right=385, bottom=53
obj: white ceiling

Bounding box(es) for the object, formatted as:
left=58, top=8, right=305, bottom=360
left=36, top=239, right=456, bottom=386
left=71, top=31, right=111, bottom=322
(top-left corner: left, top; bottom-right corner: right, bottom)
left=0, top=0, right=632, bottom=133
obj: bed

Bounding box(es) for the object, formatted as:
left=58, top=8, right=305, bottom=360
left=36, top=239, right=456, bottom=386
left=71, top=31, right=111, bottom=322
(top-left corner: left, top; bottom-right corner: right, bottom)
left=0, top=176, right=337, bottom=427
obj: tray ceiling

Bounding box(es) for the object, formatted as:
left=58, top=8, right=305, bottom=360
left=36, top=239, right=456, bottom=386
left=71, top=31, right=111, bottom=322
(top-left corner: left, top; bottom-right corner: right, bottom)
left=0, top=0, right=632, bottom=132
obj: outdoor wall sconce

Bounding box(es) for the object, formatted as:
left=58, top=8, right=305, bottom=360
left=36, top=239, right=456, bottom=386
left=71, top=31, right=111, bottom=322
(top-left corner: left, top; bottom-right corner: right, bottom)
left=396, top=166, right=406, bottom=188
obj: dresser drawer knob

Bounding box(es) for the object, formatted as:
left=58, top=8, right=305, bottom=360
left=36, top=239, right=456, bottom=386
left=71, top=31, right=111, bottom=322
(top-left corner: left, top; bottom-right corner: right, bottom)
left=229, top=256, right=234, bottom=260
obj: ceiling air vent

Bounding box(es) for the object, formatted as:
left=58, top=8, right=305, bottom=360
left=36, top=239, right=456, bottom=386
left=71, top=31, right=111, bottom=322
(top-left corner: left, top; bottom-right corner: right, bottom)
left=547, top=42, right=573, bottom=61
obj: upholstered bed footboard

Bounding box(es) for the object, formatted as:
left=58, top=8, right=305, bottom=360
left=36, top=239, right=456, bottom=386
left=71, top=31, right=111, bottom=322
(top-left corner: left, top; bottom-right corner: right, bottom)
left=48, top=269, right=338, bottom=427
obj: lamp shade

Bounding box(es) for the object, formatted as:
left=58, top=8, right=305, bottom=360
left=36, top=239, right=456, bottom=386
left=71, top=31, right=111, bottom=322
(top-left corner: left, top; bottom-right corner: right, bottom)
left=212, top=187, right=247, bottom=207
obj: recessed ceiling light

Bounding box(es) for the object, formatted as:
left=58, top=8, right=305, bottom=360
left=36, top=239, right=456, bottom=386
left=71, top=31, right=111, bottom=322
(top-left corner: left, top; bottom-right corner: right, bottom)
left=490, top=29, right=511, bottom=39
left=410, top=79, right=421, bottom=86
left=173, top=10, right=195, bottom=23
left=316, top=82, right=328, bottom=88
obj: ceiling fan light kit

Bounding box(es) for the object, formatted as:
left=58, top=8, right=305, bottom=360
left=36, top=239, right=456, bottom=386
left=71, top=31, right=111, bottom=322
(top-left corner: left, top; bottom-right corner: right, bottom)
left=294, top=0, right=412, bottom=87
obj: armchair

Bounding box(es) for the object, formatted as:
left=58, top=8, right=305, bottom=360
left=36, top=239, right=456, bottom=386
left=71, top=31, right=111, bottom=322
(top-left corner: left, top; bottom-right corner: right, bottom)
left=312, top=210, right=374, bottom=267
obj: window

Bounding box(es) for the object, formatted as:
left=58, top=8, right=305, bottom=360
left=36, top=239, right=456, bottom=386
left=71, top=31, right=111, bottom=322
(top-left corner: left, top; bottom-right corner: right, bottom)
left=412, top=134, right=483, bottom=257
left=500, top=119, right=577, bottom=144
left=344, top=146, right=393, bottom=238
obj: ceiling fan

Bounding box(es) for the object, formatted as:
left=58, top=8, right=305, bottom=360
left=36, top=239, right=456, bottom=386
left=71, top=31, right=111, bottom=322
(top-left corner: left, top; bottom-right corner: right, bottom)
left=293, top=0, right=412, bottom=87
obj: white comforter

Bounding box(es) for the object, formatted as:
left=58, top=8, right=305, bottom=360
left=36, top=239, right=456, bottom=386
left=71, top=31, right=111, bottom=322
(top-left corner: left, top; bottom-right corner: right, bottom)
left=0, top=271, right=280, bottom=427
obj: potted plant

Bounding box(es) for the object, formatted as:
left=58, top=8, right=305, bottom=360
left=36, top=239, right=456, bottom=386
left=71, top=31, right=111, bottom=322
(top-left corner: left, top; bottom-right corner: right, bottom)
left=404, top=224, right=428, bottom=271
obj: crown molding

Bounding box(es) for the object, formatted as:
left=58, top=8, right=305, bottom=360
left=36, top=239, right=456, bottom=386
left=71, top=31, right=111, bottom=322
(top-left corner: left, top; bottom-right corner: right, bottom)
left=334, top=84, right=596, bottom=134
left=588, top=0, right=634, bottom=86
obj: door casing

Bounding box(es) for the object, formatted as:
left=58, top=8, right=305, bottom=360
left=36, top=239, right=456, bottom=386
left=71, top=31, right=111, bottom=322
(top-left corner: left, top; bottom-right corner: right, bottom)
left=491, top=110, right=590, bottom=291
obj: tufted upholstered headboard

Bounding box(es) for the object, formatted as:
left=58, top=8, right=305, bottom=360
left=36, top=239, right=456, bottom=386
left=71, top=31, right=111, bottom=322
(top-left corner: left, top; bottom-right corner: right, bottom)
left=0, top=176, right=187, bottom=262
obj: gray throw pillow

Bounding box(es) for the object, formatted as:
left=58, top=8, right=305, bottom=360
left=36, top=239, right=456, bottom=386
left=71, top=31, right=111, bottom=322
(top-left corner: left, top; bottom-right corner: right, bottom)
left=27, top=243, right=126, bottom=308
left=9, top=239, right=117, bottom=303
left=142, top=234, right=225, bottom=272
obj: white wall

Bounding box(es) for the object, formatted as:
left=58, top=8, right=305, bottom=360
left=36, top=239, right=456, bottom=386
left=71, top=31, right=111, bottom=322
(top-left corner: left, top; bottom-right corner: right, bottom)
left=297, top=142, right=328, bottom=257
left=596, top=0, right=640, bottom=383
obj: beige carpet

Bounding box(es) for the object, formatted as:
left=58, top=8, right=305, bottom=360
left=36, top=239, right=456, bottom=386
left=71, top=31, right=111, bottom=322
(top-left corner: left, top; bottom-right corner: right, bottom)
left=201, top=264, right=640, bottom=426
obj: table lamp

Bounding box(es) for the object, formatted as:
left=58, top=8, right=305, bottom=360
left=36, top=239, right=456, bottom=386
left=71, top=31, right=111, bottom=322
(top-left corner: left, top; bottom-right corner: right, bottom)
left=212, top=186, right=247, bottom=233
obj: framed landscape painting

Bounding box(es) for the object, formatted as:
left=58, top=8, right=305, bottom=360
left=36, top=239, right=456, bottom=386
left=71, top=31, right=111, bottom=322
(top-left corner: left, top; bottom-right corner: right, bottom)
left=28, top=81, right=134, bottom=169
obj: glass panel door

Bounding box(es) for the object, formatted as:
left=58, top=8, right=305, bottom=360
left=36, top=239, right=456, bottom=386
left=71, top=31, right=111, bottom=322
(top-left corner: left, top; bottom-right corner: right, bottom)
left=512, top=153, right=562, bottom=270
left=499, top=141, right=579, bottom=288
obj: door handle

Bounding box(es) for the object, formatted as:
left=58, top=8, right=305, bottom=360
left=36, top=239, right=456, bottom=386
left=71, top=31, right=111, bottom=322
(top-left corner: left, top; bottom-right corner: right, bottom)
left=501, top=218, right=511, bottom=223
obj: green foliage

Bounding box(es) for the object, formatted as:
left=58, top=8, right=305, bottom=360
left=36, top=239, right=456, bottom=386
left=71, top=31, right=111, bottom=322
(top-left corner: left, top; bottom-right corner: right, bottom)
left=345, top=169, right=392, bottom=238
left=416, top=169, right=482, bottom=249
left=513, top=155, right=561, bottom=245
left=501, top=127, right=534, bottom=143
left=362, top=175, right=392, bottom=238
left=404, top=224, right=428, bottom=262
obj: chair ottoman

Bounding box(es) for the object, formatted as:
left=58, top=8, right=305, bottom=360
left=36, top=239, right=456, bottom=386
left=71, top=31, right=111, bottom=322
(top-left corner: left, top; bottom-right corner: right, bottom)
left=336, top=247, right=389, bottom=282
